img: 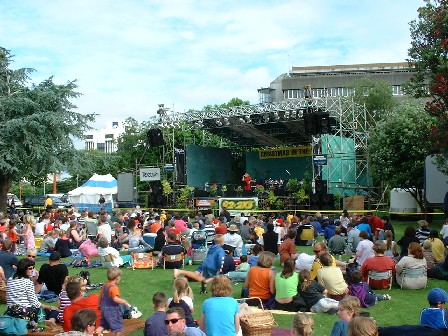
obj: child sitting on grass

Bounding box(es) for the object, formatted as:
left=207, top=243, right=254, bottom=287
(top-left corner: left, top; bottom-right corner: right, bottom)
left=330, top=295, right=361, bottom=336
left=348, top=270, right=390, bottom=307
left=144, top=292, right=168, bottom=336
left=420, top=287, right=448, bottom=329
left=168, top=277, right=196, bottom=327
left=227, top=255, right=250, bottom=282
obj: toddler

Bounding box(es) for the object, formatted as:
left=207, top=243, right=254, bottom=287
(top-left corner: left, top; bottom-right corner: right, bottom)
left=348, top=270, right=390, bottom=307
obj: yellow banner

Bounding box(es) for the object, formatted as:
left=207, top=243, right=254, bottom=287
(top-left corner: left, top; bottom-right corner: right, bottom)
left=259, top=146, right=312, bottom=159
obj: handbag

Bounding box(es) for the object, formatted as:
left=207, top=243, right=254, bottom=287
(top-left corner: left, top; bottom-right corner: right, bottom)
left=0, top=315, right=28, bottom=335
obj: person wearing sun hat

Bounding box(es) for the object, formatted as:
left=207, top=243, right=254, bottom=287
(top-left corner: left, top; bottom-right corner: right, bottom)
left=420, top=287, right=448, bottom=329
left=224, top=224, right=243, bottom=257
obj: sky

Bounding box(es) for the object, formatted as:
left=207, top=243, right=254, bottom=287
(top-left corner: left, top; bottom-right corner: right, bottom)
left=0, top=0, right=424, bottom=131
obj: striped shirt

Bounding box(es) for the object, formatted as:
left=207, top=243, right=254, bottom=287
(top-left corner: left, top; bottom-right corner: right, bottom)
left=58, top=290, right=72, bottom=323
left=6, top=277, right=41, bottom=308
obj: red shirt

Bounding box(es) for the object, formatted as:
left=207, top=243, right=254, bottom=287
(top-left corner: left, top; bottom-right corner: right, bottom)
left=368, top=216, right=383, bottom=237
left=63, top=294, right=101, bottom=331
left=361, top=255, right=396, bottom=289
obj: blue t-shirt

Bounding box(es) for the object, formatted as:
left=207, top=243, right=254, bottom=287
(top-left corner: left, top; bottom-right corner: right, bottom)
left=144, top=311, right=167, bottom=336
left=330, top=320, right=349, bottom=336
left=0, top=251, right=18, bottom=279
left=202, top=296, right=239, bottom=336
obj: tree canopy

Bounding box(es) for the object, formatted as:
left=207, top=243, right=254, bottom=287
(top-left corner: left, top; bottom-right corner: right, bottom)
left=0, top=47, right=96, bottom=211
left=407, top=0, right=448, bottom=172
left=368, top=99, right=434, bottom=210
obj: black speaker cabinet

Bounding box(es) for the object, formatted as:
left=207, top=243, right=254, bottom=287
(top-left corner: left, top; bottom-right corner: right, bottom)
left=147, top=129, right=164, bottom=147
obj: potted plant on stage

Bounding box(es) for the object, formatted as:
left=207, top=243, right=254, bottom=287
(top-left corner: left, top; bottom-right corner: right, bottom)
left=235, top=186, right=243, bottom=197
left=254, top=184, right=265, bottom=198
left=209, top=184, right=218, bottom=197
left=221, top=185, right=227, bottom=197
left=161, top=179, right=173, bottom=206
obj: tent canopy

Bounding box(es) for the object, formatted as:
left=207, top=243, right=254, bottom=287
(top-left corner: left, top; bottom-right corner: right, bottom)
left=68, top=174, right=117, bottom=212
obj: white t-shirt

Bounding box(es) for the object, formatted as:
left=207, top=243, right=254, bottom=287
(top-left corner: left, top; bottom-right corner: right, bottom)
left=97, top=223, right=112, bottom=244
left=356, top=239, right=375, bottom=266
left=440, top=224, right=448, bottom=239
left=35, top=221, right=46, bottom=236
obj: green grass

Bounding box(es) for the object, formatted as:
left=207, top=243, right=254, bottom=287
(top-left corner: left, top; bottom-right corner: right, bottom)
left=2, top=219, right=446, bottom=335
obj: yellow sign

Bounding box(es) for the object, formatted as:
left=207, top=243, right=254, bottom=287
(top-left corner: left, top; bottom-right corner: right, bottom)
left=259, top=146, right=312, bottom=159
left=219, top=198, right=258, bottom=212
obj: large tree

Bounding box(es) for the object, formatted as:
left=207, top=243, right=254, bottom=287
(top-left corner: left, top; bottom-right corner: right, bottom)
left=407, top=0, right=448, bottom=172
left=368, top=99, right=434, bottom=211
left=0, top=47, right=95, bottom=211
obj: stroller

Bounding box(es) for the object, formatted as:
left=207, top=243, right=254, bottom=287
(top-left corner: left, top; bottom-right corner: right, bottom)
left=190, top=230, right=208, bottom=265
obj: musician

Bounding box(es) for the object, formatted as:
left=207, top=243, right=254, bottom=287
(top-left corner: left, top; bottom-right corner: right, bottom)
left=242, top=172, right=252, bottom=191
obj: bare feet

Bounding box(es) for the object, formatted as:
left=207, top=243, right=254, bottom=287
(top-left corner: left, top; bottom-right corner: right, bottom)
left=174, top=269, right=179, bottom=279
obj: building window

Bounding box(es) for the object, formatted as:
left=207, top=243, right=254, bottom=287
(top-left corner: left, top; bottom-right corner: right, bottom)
left=259, top=92, right=271, bottom=103
left=85, top=134, right=93, bottom=139
left=97, top=143, right=105, bottom=152
left=392, top=85, right=403, bottom=95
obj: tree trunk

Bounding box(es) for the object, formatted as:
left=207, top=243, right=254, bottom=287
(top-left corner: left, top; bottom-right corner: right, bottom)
left=405, top=187, right=426, bottom=215
left=0, top=173, right=12, bottom=214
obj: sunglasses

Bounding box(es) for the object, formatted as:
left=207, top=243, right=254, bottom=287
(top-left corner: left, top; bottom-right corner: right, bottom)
left=164, top=318, right=182, bottom=325
left=313, top=250, right=322, bottom=253
left=27, top=266, right=35, bottom=270
left=27, top=255, right=36, bottom=258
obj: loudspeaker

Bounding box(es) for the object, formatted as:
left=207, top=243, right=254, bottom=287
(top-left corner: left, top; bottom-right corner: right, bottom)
left=148, top=181, right=164, bottom=207
left=315, top=180, right=328, bottom=194
left=309, top=193, right=320, bottom=210
left=147, top=129, right=164, bottom=147
left=194, top=189, right=210, bottom=197
left=303, top=114, right=317, bottom=135
left=321, top=193, right=334, bottom=210
left=316, top=113, right=330, bottom=134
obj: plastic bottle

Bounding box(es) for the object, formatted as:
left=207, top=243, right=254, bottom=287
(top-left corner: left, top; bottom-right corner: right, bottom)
left=37, top=307, right=46, bottom=331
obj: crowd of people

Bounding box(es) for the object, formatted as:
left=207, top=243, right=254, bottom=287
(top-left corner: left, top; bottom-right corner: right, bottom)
left=0, top=206, right=447, bottom=335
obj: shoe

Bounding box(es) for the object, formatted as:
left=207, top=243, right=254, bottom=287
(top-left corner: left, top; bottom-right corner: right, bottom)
left=384, top=294, right=391, bottom=300
left=131, top=306, right=142, bottom=319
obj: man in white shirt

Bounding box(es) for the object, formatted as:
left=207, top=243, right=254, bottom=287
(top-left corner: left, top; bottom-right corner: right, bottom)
left=97, top=215, right=112, bottom=244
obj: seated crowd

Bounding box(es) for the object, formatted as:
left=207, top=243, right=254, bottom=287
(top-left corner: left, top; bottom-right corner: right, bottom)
left=0, top=206, right=447, bottom=335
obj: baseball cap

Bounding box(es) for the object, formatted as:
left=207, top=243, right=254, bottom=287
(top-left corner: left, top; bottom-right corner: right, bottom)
left=49, top=251, right=61, bottom=261
left=427, top=288, right=448, bottom=305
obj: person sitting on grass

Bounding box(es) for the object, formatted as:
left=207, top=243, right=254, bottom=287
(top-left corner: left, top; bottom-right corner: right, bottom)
left=97, top=237, right=133, bottom=268
left=274, top=258, right=304, bottom=312
left=244, top=251, right=276, bottom=308
left=317, top=252, right=348, bottom=301
left=299, top=269, right=339, bottom=313
left=330, top=295, right=361, bottom=336
left=226, top=255, right=250, bottom=282
left=165, top=307, right=205, bottom=336
left=279, top=229, right=298, bottom=264
left=310, top=242, right=347, bottom=281
left=172, top=234, right=226, bottom=293
left=291, top=312, right=314, bottom=336
left=168, top=277, right=196, bottom=327
left=348, top=316, right=378, bottom=336
left=144, top=292, right=168, bottom=336
left=348, top=270, right=390, bottom=308
left=328, top=227, right=347, bottom=255
left=420, top=287, right=448, bottom=329
left=56, top=308, right=98, bottom=336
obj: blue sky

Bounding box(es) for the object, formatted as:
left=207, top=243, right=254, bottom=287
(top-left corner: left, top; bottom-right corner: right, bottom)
left=0, top=0, right=423, bottom=130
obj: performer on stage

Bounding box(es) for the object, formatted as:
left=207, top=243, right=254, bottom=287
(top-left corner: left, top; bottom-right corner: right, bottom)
left=242, top=172, right=252, bottom=191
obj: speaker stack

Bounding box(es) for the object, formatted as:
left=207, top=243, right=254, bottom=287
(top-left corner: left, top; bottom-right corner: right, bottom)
left=309, top=180, right=334, bottom=210
left=148, top=181, right=164, bottom=208
left=303, top=112, right=330, bottom=135
left=146, top=128, right=165, bottom=147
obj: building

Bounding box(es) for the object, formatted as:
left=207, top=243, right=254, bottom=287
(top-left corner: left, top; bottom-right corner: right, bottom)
left=84, top=121, right=125, bottom=153
left=258, top=62, right=414, bottom=103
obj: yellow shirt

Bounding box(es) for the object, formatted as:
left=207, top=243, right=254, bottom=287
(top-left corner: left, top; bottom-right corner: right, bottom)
left=426, top=238, right=445, bottom=262
left=310, top=254, right=336, bottom=280
left=254, top=226, right=265, bottom=238
left=44, top=197, right=53, bottom=207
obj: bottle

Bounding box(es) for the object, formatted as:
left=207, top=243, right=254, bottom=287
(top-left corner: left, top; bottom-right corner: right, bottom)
left=37, top=307, right=46, bottom=331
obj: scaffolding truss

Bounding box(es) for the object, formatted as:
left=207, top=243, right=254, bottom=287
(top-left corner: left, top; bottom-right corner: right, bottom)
left=149, top=96, right=372, bottom=194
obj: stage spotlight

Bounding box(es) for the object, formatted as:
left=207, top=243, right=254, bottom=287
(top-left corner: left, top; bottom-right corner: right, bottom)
left=216, top=120, right=223, bottom=127
left=272, top=111, right=279, bottom=120
left=223, top=117, right=230, bottom=126
left=284, top=111, right=290, bottom=119
left=263, top=114, right=270, bottom=123
left=245, top=115, right=251, bottom=123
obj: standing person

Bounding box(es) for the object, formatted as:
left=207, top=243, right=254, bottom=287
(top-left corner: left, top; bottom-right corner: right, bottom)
left=165, top=307, right=205, bottom=336
left=242, top=173, right=252, bottom=192
left=97, top=267, right=133, bottom=336
left=291, top=312, right=314, bottom=336
left=36, top=251, right=69, bottom=295
left=0, top=240, right=19, bottom=280
left=330, top=296, right=361, bottom=336
left=22, top=214, right=36, bottom=249
left=262, top=223, right=279, bottom=256
left=45, top=195, right=53, bottom=212
left=144, top=292, right=168, bottom=336
left=199, top=275, right=240, bottom=336
left=98, top=194, right=106, bottom=210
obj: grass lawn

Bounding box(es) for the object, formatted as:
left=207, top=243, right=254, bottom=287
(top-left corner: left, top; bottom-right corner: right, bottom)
left=1, top=218, right=446, bottom=335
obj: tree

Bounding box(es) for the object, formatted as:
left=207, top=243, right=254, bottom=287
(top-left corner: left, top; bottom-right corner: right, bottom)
left=0, top=47, right=96, bottom=212
left=351, top=77, right=397, bottom=120
left=203, top=97, right=250, bottom=110
left=368, top=99, right=434, bottom=211
left=407, top=0, right=448, bottom=173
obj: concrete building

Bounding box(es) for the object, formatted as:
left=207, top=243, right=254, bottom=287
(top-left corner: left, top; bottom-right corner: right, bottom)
left=84, top=121, right=125, bottom=153
left=258, top=62, right=414, bottom=103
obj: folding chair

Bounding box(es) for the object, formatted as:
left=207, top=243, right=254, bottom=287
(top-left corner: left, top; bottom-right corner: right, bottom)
left=85, top=220, right=98, bottom=240
left=132, top=252, right=155, bottom=270
left=163, top=252, right=185, bottom=269
left=300, top=228, right=315, bottom=246
left=367, top=270, right=393, bottom=290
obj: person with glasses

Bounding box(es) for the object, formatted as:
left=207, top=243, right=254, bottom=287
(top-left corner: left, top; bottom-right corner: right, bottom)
left=310, top=242, right=347, bottom=281
left=165, top=307, right=205, bottom=336
left=5, top=258, right=59, bottom=329
left=26, top=248, right=39, bottom=288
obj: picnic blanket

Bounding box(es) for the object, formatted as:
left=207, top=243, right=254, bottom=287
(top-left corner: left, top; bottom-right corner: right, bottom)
left=26, top=318, right=145, bottom=336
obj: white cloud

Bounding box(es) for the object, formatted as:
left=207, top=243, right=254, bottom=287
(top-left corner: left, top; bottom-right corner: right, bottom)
left=0, top=0, right=423, bottom=128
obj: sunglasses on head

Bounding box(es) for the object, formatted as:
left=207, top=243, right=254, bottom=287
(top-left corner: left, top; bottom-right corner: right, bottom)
left=164, top=318, right=182, bottom=325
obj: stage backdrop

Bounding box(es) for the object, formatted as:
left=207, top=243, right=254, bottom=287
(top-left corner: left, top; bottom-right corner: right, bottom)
left=186, top=144, right=234, bottom=188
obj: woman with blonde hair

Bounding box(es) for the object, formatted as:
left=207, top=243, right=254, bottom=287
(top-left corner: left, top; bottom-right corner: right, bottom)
left=292, top=312, right=314, bottom=336
left=244, top=251, right=276, bottom=308
left=199, top=275, right=239, bottom=336
left=167, top=277, right=195, bottom=327
left=395, top=242, right=427, bottom=289
left=348, top=316, right=378, bottom=336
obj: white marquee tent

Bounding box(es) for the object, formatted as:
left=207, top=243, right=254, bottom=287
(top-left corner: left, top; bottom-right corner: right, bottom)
left=68, top=174, right=117, bottom=212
